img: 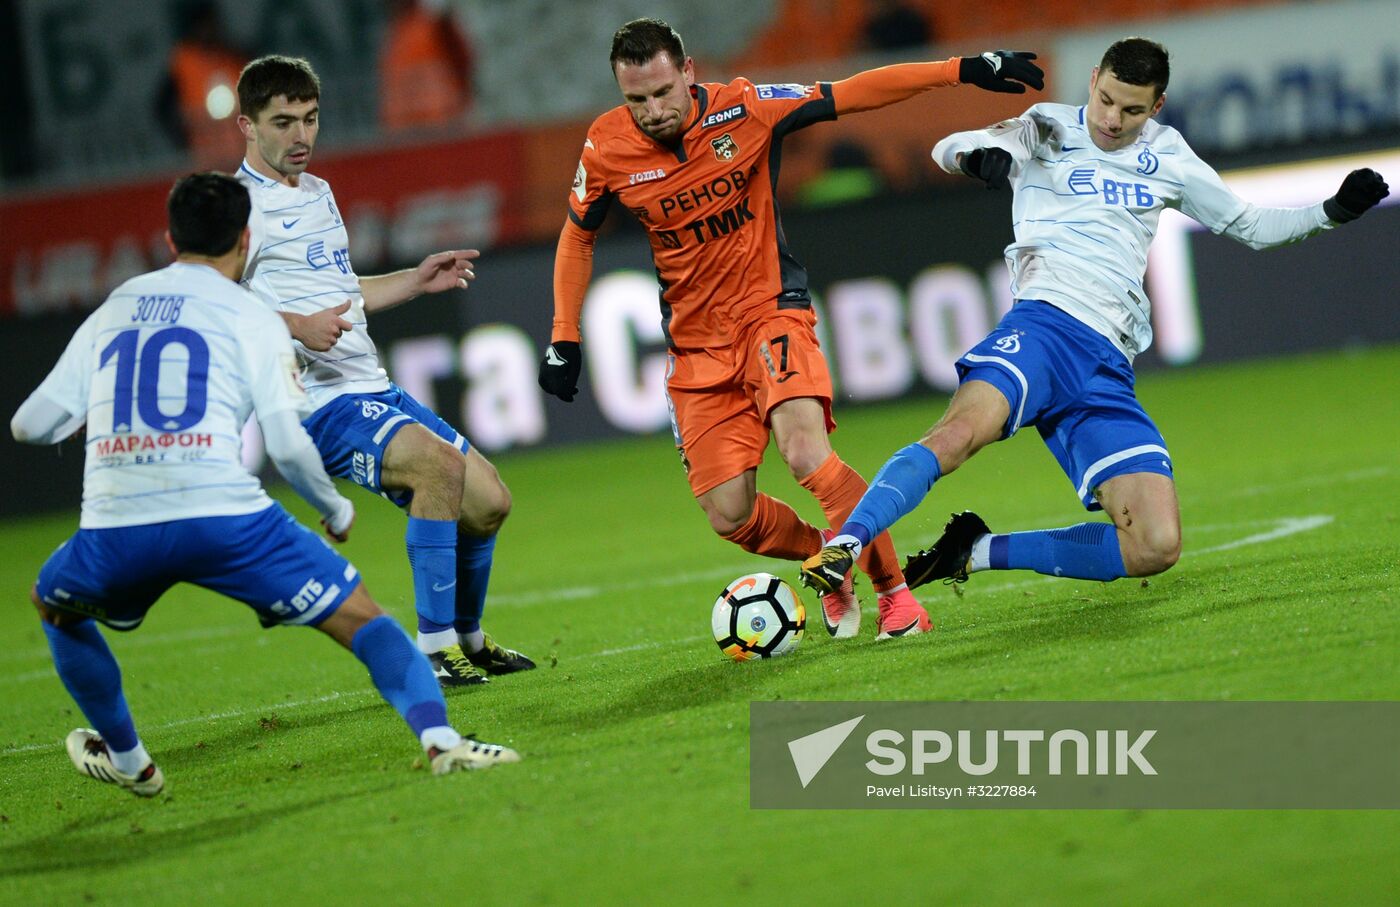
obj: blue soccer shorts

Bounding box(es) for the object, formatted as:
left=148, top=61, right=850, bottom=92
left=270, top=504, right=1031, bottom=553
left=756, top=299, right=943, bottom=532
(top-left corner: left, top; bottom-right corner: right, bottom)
left=955, top=300, right=1173, bottom=511
left=302, top=383, right=468, bottom=508
left=34, top=503, right=360, bottom=631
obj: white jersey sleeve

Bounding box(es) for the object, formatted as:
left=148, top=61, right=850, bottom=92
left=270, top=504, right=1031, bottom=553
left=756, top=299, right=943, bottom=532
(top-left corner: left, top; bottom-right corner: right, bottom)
left=932, top=113, right=1049, bottom=178
left=17, top=309, right=102, bottom=441
left=233, top=302, right=354, bottom=529
left=1173, top=143, right=1333, bottom=250
left=236, top=303, right=312, bottom=422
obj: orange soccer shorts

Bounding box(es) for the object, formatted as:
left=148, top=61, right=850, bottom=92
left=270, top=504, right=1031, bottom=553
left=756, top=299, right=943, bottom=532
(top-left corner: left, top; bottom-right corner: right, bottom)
left=666, top=309, right=837, bottom=497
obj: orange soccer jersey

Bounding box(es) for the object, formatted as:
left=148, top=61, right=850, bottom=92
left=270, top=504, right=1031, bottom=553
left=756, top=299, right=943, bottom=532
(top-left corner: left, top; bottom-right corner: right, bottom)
left=565, top=78, right=838, bottom=350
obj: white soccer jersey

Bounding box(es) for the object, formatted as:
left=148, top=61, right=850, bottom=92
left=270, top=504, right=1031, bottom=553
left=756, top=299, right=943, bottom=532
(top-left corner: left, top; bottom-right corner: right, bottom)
left=933, top=103, right=1334, bottom=359
left=237, top=161, right=390, bottom=408
left=31, top=262, right=311, bottom=528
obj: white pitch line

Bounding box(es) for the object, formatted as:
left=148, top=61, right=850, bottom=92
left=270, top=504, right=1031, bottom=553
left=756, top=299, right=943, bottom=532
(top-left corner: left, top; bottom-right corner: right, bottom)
left=1188, top=514, right=1334, bottom=555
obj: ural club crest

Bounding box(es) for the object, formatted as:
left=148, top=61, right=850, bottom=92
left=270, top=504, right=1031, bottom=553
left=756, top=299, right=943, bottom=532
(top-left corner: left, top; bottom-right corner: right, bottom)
left=711, top=133, right=739, bottom=161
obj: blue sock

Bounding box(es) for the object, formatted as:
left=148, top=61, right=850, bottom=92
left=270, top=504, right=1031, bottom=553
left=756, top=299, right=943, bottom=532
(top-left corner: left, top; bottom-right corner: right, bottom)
left=452, top=533, right=496, bottom=636
left=843, top=443, right=943, bottom=548
left=989, top=522, right=1128, bottom=581
left=350, top=615, right=450, bottom=738
left=43, top=619, right=139, bottom=753
left=406, top=517, right=458, bottom=635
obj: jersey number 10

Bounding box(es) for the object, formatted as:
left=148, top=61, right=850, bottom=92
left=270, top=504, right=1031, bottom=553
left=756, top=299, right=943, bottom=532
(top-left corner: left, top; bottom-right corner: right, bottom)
left=99, top=328, right=210, bottom=433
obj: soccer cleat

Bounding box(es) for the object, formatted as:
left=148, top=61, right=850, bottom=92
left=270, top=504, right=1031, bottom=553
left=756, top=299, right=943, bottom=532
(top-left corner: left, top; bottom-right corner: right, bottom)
left=902, top=511, right=991, bottom=589
left=429, top=736, right=522, bottom=774
left=800, top=539, right=858, bottom=597
left=64, top=728, right=165, bottom=797
left=874, top=587, right=932, bottom=640
left=465, top=634, right=536, bottom=675
left=817, top=529, right=860, bottom=638
left=428, top=644, right=490, bottom=687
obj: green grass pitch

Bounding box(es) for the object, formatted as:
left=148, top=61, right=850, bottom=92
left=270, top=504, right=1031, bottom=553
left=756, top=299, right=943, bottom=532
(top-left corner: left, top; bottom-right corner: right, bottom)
left=1, top=346, right=1397, bottom=904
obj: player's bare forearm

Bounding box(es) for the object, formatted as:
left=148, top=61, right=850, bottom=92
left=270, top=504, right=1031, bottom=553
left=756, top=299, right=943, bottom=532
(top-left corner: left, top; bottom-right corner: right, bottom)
left=361, top=249, right=479, bottom=314
left=358, top=269, right=420, bottom=313
left=831, top=59, right=961, bottom=115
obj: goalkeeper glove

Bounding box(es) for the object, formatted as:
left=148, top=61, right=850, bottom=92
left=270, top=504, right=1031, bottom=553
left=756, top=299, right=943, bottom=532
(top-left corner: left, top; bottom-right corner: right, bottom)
left=538, top=341, right=582, bottom=402
left=1323, top=169, right=1389, bottom=223
left=960, top=148, right=1013, bottom=190
left=959, top=51, right=1044, bottom=94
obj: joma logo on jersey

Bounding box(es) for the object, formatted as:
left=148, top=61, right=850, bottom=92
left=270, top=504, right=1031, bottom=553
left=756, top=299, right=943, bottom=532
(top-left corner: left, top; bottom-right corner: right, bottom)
left=360, top=400, right=389, bottom=419
left=629, top=168, right=667, bottom=186
left=711, top=133, right=739, bottom=161
left=701, top=104, right=747, bottom=129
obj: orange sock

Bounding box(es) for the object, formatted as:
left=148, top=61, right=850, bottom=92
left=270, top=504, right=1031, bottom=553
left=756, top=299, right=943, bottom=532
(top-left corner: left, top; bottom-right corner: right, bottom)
left=721, top=493, right=823, bottom=561
left=799, top=452, right=907, bottom=592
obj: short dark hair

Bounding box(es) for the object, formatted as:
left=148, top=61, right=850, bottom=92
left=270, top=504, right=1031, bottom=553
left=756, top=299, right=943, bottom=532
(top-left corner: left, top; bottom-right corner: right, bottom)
left=610, top=18, right=686, bottom=72
left=167, top=172, right=251, bottom=256
left=1100, top=38, right=1170, bottom=98
left=237, top=55, right=320, bottom=120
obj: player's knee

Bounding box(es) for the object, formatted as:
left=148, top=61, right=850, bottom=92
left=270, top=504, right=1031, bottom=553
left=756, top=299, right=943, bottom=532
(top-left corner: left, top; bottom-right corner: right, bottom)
left=702, top=498, right=753, bottom=538
left=779, top=435, right=829, bottom=481
left=406, top=444, right=466, bottom=513
left=472, top=483, right=512, bottom=535
left=317, top=585, right=387, bottom=648
left=1127, top=524, right=1181, bottom=576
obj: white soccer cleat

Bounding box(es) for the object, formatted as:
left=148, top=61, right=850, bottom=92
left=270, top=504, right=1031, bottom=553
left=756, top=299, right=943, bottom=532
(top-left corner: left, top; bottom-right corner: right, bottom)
left=65, top=728, right=165, bottom=797
left=429, top=737, right=522, bottom=774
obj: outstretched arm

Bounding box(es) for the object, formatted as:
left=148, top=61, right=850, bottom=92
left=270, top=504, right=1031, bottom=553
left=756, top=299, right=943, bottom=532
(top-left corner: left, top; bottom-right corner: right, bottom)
left=359, top=249, right=480, bottom=313
left=1183, top=157, right=1390, bottom=250
left=832, top=51, right=1043, bottom=115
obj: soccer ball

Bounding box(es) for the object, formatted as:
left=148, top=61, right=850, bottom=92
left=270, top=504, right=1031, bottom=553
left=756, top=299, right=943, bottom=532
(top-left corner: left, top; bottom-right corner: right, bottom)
left=711, top=572, right=806, bottom=661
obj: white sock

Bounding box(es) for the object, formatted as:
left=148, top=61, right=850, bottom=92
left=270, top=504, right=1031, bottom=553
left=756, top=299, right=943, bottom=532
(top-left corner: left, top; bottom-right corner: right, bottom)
left=110, top=741, right=151, bottom=776
left=416, top=628, right=457, bottom=654
left=420, top=726, right=463, bottom=752
left=831, top=533, right=864, bottom=560
left=459, top=629, right=485, bottom=653
left=968, top=534, right=993, bottom=573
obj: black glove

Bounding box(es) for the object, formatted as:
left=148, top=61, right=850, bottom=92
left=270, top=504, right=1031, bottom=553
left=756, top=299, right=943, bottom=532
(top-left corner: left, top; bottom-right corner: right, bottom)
left=959, top=51, right=1044, bottom=94
left=538, top=341, right=582, bottom=402
left=1324, top=168, right=1389, bottom=223
left=960, top=148, right=1013, bottom=189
